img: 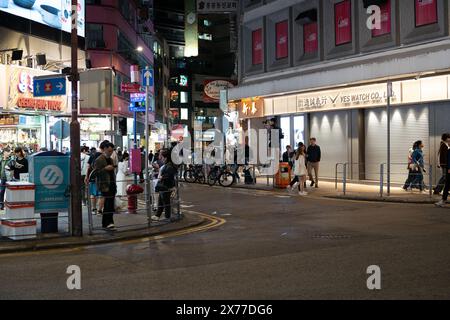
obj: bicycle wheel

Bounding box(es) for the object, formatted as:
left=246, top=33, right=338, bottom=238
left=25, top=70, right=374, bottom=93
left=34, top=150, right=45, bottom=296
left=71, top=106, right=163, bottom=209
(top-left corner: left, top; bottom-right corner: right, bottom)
left=218, top=171, right=235, bottom=187
left=184, top=169, right=196, bottom=183
left=196, top=172, right=206, bottom=184
left=207, top=172, right=217, bottom=186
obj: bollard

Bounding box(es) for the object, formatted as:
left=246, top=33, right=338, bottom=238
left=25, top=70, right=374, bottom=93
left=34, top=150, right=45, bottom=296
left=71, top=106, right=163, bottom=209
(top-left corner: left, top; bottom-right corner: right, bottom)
left=87, top=183, right=93, bottom=235
left=429, top=165, right=433, bottom=198
left=335, top=163, right=339, bottom=190
left=380, top=164, right=384, bottom=198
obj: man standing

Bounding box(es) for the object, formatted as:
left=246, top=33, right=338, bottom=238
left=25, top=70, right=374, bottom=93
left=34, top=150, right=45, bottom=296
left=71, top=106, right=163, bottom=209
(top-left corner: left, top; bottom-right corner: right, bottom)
left=0, top=148, right=12, bottom=210
left=435, top=145, right=450, bottom=208
left=282, top=145, right=293, bottom=167
left=94, top=141, right=117, bottom=229
left=306, top=138, right=321, bottom=188
left=434, top=133, right=449, bottom=195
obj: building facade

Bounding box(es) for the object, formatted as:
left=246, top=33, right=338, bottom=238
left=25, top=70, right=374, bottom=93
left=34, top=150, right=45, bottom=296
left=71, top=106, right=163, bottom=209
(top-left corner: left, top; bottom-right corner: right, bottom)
left=229, top=0, right=450, bottom=184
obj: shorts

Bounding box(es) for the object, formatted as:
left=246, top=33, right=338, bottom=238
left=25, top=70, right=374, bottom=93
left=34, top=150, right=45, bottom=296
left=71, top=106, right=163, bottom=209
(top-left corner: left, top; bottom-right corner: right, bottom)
left=89, top=182, right=102, bottom=197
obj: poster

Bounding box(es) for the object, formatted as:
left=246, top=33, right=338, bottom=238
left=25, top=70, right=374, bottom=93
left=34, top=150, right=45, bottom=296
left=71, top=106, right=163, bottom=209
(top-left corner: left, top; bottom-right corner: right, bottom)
left=372, top=0, right=391, bottom=37
left=415, top=0, right=437, bottom=27
left=252, top=28, right=263, bottom=65
left=0, top=0, right=85, bottom=37
left=303, top=22, right=318, bottom=54
left=275, top=20, right=288, bottom=59
left=335, top=0, right=352, bottom=46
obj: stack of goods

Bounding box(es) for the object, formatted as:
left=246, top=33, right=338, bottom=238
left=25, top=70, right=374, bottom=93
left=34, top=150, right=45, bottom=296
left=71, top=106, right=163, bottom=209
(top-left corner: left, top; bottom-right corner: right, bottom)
left=1, top=182, right=36, bottom=240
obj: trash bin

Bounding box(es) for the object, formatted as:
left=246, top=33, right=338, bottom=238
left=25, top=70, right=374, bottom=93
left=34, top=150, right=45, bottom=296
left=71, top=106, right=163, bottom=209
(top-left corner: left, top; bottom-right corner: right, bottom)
left=40, top=212, right=58, bottom=233
left=275, top=162, right=291, bottom=188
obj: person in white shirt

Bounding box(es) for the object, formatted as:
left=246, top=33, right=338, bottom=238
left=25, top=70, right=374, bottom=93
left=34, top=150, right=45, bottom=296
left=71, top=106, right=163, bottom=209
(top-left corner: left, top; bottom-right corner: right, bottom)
left=80, top=146, right=90, bottom=206
left=293, top=142, right=308, bottom=196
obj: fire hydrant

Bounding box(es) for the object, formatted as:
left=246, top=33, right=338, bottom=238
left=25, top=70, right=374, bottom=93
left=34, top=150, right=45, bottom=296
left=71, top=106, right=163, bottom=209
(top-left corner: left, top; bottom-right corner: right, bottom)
left=126, top=184, right=144, bottom=214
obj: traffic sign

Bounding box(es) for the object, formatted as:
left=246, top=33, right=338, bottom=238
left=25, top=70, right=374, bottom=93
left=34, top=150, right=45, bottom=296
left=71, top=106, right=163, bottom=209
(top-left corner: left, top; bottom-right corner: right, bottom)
left=130, top=93, right=146, bottom=103
left=142, top=67, right=153, bottom=87
left=33, top=76, right=66, bottom=97
left=129, top=102, right=146, bottom=112
left=121, top=82, right=141, bottom=93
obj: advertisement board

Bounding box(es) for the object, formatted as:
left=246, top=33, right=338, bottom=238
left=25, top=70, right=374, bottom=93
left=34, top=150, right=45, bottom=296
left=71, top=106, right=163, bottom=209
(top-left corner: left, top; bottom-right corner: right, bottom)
left=334, top=0, right=352, bottom=46
left=415, top=0, right=437, bottom=27
left=0, top=0, right=85, bottom=37
left=252, top=29, right=263, bottom=65
left=303, top=22, right=318, bottom=54
left=203, top=80, right=236, bottom=103
left=372, top=0, right=391, bottom=37
left=29, top=153, right=70, bottom=213
left=275, top=20, right=288, bottom=59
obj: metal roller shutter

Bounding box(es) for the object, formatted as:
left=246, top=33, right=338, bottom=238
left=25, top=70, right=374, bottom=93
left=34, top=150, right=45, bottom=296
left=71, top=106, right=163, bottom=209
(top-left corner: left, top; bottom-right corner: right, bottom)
left=310, top=110, right=349, bottom=179
left=365, top=105, right=429, bottom=183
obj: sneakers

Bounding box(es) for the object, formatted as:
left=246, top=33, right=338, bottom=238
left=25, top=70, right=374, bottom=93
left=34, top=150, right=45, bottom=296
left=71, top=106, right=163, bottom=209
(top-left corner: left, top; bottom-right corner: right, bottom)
left=435, top=200, right=447, bottom=207
left=298, top=191, right=308, bottom=196
left=151, top=215, right=160, bottom=221
left=92, top=209, right=97, bottom=215
left=104, top=224, right=115, bottom=230
left=310, top=181, right=315, bottom=187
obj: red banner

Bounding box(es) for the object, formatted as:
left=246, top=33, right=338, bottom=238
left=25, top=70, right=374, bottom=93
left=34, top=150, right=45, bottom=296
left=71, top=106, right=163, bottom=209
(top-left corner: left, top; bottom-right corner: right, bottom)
left=276, top=20, right=288, bottom=59
left=415, top=0, right=437, bottom=27
left=252, top=29, right=263, bottom=65
left=372, top=0, right=391, bottom=37
left=303, top=22, right=318, bottom=54
left=335, top=0, right=352, bottom=46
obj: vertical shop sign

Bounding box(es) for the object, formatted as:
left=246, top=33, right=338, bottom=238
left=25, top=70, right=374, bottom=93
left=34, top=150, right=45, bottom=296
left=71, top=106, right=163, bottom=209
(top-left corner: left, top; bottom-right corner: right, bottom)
left=275, top=20, right=288, bottom=59
left=335, top=0, right=352, bottom=46
left=415, top=0, right=437, bottom=27
left=303, top=22, right=318, bottom=54
left=252, top=28, right=263, bottom=65
left=372, top=0, right=391, bottom=37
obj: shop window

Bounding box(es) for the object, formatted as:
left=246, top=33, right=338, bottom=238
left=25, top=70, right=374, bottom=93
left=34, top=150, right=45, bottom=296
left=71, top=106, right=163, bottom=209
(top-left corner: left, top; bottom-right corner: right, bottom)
left=371, top=0, right=391, bottom=37
left=415, top=0, right=438, bottom=27
left=275, top=20, right=288, bottom=60
left=303, top=22, right=318, bottom=54
left=252, top=28, right=263, bottom=65
left=280, top=117, right=291, bottom=153
left=180, top=92, right=188, bottom=103
left=334, top=0, right=352, bottom=46
left=293, top=116, right=305, bottom=146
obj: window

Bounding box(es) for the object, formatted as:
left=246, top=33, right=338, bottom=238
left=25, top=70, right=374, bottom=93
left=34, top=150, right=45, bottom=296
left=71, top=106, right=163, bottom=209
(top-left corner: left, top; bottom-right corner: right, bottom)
left=335, top=0, right=352, bottom=46
left=199, top=33, right=213, bottom=41
left=275, top=20, right=288, bottom=59
left=303, top=22, right=318, bottom=54
left=180, top=92, right=188, bottom=104
left=372, top=0, right=391, bottom=37
left=252, top=29, right=263, bottom=65
left=415, top=0, right=437, bottom=27
left=86, top=24, right=104, bottom=48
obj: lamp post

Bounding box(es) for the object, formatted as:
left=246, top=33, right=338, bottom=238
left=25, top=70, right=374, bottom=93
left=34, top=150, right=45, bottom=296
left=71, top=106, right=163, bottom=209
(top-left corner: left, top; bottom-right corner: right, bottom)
left=387, top=81, right=392, bottom=196
left=70, top=0, right=82, bottom=236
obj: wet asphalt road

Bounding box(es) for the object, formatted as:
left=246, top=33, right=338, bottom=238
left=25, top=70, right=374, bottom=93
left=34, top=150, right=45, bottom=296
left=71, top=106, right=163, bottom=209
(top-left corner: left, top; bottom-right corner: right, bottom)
left=0, top=183, right=450, bottom=300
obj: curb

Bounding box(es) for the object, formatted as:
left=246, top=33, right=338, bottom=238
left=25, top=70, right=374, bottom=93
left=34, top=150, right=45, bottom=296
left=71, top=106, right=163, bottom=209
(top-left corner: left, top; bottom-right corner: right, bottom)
left=324, top=195, right=438, bottom=204
left=0, top=212, right=206, bottom=254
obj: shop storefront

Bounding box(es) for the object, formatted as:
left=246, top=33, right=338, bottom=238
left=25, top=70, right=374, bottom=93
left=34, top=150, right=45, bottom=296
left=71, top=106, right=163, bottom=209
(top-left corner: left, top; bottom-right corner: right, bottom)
left=237, top=75, right=450, bottom=183
left=0, top=64, right=69, bottom=152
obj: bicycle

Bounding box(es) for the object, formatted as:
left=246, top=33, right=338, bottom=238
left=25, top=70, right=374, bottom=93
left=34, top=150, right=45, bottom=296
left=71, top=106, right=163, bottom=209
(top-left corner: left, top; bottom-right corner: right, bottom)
left=207, top=165, right=236, bottom=187
left=183, top=164, right=206, bottom=184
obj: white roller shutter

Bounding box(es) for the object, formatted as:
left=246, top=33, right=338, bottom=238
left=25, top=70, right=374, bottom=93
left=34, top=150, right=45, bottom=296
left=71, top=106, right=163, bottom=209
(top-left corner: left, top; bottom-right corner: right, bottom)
left=310, top=111, right=349, bottom=178
left=365, top=105, right=429, bottom=183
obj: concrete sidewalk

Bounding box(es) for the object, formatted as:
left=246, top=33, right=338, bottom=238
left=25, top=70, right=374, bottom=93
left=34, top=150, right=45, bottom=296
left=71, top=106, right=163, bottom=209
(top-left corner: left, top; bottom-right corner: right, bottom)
left=0, top=208, right=206, bottom=254
left=231, top=176, right=443, bottom=204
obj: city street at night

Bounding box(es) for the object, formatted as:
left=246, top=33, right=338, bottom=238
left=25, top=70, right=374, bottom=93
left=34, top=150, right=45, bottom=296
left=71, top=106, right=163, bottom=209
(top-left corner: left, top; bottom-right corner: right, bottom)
left=1, top=184, right=449, bottom=300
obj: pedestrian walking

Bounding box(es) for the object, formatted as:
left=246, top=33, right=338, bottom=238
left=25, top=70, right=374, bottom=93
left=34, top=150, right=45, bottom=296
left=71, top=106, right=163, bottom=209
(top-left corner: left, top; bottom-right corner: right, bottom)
left=306, top=138, right=321, bottom=188
left=86, top=146, right=104, bottom=215
left=11, top=147, right=28, bottom=181
left=403, top=144, right=416, bottom=191
left=116, top=152, right=130, bottom=197
left=151, top=148, right=177, bottom=222
left=435, top=146, right=450, bottom=207
left=0, top=147, right=12, bottom=210
left=293, top=142, right=308, bottom=196
left=283, top=145, right=294, bottom=167
left=433, top=133, right=450, bottom=195
left=94, top=141, right=117, bottom=229
left=80, top=146, right=90, bottom=206
left=411, top=140, right=427, bottom=192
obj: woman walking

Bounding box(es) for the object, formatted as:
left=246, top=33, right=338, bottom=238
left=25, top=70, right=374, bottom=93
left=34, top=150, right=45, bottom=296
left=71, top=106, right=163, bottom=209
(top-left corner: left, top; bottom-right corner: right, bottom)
left=403, top=142, right=417, bottom=191
left=294, top=142, right=308, bottom=196
left=116, top=152, right=130, bottom=198
left=411, top=140, right=427, bottom=192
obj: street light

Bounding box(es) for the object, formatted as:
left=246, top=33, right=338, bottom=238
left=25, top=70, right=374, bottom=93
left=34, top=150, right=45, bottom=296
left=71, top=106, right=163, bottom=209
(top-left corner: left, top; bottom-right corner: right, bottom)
left=136, top=46, right=144, bottom=52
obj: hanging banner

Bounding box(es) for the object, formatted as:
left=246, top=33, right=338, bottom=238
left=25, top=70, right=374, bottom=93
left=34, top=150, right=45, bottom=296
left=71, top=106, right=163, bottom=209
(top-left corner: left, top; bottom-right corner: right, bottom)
left=335, top=0, right=352, bottom=46
left=197, top=0, right=238, bottom=13
left=415, top=0, right=437, bottom=27
left=372, top=0, right=391, bottom=37
left=303, top=22, right=318, bottom=54
left=276, top=20, right=288, bottom=59
left=185, top=0, right=198, bottom=57
left=252, top=29, right=263, bottom=65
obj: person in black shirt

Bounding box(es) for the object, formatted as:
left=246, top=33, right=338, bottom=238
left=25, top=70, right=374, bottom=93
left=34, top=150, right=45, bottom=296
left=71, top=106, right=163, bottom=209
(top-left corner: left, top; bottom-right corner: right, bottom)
left=306, top=138, right=321, bottom=188
left=86, top=145, right=106, bottom=215
left=11, top=147, right=28, bottom=181
left=282, top=145, right=294, bottom=167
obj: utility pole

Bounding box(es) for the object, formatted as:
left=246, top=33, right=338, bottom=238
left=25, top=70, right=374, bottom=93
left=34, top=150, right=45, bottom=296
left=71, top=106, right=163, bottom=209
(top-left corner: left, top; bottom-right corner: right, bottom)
left=70, top=0, right=82, bottom=236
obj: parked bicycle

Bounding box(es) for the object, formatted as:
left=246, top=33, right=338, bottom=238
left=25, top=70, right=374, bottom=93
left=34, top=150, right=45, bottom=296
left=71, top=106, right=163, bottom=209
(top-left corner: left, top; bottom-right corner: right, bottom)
left=183, top=164, right=206, bottom=184
left=207, top=165, right=236, bottom=187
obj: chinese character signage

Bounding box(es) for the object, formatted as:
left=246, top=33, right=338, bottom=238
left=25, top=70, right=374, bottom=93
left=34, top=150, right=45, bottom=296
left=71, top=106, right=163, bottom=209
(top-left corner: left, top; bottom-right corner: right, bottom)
left=415, top=0, right=437, bottom=27
left=197, top=0, right=238, bottom=13
left=238, top=98, right=264, bottom=119
left=335, top=0, right=352, bottom=46
left=252, top=29, right=263, bottom=65
left=276, top=20, right=288, bottom=59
